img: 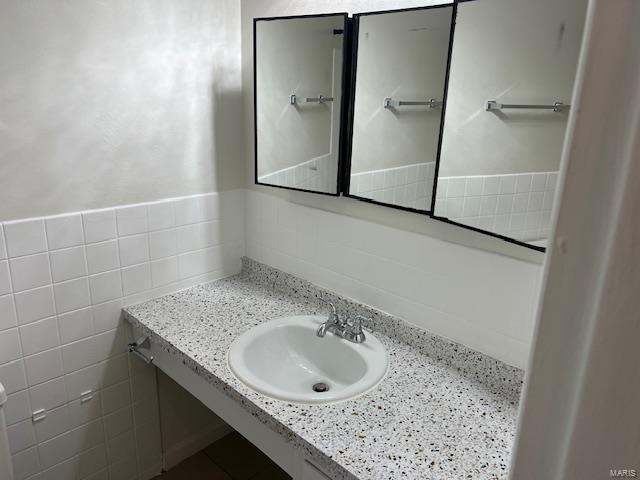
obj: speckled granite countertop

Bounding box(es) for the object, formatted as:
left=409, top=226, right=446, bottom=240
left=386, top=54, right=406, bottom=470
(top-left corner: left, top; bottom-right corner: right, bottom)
left=123, top=258, right=522, bottom=480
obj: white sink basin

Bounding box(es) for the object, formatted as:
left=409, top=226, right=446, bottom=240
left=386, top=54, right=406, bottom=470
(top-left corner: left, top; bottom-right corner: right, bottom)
left=227, top=315, right=388, bottom=404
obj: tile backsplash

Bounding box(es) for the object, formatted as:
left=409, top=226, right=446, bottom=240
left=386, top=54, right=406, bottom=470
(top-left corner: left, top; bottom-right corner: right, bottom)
left=257, top=153, right=337, bottom=194
left=435, top=171, right=558, bottom=242
left=0, top=190, right=245, bottom=480
left=245, top=189, right=541, bottom=368
left=349, top=162, right=436, bottom=211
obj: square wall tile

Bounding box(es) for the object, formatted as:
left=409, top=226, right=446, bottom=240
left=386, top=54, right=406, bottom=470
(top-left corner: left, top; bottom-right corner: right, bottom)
left=512, top=193, right=529, bottom=214
left=531, top=173, right=548, bottom=192
left=447, top=177, right=466, bottom=198
left=102, top=381, right=131, bottom=415
left=479, top=196, right=498, bottom=216
left=24, top=347, right=64, bottom=386
left=529, top=192, right=545, bottom=212
left=11, top=446, right=40, bottom=480
left=19, top=317, right=60, bottom=356
left=14, top=286, right=56, bottom=325
left=121, top=264, right=151, bottom=296
left=50, top=247, right=87, bottom=283
left=29, top=376, right=67, bottom=412
left=515, top=174, right=533, bottom=193
left=149, top=230, right=177, bottom=260
left=104, top=406, right=132, bottom=439
left=496, top=195, right=514, bottom=215
left=0, top=360, right=27, bottom=394
left=0, top=295, right=17, bottom=331
left=5, top=390, right=31, bottom=425
left=9, top=253, right=51, bottom=292
left=3, top=219, right=47, bottom=258
left=465, top=177, right=483, bottom=196
left=483, top=176, right=500, bottom=195
left=118, top=234, right=149, bottom=267
left=150, top=257, right=178, bottom=288
left=89, top=271, right=122, bottom=305
left=45, top=214, right=84, bottom=250
left=86, top=240, right=120, bottom=275
left=147, top=201, right=175, bottom=231
left=499, top=175, right=516, bottom=195
left=0, top=261, right=11, bottom=296
left=92, top=300, right=123, bottom=334
left=7, top=419, right=36, bottom=454
left=83, top=210, right=116, bottom=244
left=174, top=197, right=202, bottom=226
left=462, top=196, right=482, bottom=218
left=57, top=307, right=94, bottom=344
left=62, top=336, right=100, bottom=373
left=116, top=205, right=148, bottom=237
left=0, top=328, right=22, bottom=364
left=54, top=277, right=91, bottom=314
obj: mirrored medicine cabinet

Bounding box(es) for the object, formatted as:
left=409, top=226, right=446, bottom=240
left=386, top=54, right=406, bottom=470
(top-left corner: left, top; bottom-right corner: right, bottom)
left=253, top=0, right=589, bottom=252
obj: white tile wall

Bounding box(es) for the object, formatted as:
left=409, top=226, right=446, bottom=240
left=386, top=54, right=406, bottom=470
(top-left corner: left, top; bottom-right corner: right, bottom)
left=350, top=162, right=437, bottom=211
left=258, top=153, right=338, bottom=194
left=0, top=190, right=245, bottom=480
left=245, top=189, right=541, bottom=368
left=435, top=171, right=558, bottom=243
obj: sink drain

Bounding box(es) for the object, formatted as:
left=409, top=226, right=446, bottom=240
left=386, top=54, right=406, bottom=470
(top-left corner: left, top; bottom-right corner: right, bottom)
left=312, top=382, right=329, bottom=393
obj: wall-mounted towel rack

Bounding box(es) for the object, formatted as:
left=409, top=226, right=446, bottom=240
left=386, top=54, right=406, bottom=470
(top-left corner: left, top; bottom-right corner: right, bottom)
left=290, top=94, right=334, bottom=105
left=486, top=100, right=570, bottom=112
left=383, top=97, right=442, bottom=109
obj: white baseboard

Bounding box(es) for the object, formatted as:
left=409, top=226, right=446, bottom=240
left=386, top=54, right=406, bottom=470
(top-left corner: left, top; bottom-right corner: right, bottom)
left=162, top=422, right=234, bottom=470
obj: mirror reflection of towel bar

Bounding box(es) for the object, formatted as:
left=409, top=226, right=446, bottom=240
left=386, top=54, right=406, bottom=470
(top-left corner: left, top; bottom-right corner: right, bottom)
left=486, top=100, right=570, bottom=112
left=290, top=94, right=334, bottom=105
left=383, top=97, right=442, bottom=109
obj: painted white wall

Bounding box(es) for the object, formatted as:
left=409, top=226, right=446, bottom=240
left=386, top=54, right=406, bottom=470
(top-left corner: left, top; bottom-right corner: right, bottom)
left=0, top=0, right=244, bottom=221
left=242, top=0, right=544, bottom=368
left=256, top=15, right=344, bottom=185
left=350, top=7, right=452, bottom=173
left=439, top=0, right=588, bottom=176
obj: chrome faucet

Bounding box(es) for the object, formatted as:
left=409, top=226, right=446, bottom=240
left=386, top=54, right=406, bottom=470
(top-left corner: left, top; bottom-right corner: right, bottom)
left=316, top=300, right=367, bottom=344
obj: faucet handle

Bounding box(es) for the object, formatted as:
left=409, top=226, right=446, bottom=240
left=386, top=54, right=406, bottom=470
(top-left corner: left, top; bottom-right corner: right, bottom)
left=350, top=315, right=369, bottom=332
left=319, top=298, right=338, bottom=322
left=346, top=315, right=368, bottom=343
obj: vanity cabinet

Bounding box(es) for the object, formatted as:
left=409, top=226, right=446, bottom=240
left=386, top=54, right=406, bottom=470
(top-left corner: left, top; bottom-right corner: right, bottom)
left=134, top=328, right=337, bottom=480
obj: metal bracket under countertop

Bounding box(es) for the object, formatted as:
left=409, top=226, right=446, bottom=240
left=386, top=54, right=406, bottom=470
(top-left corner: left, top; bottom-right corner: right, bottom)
left=128, top=336, right=154, bottom=364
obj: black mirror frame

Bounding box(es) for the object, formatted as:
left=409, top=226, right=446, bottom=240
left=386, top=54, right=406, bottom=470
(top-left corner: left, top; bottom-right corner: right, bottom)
left=427, top=0, right=546, bottom=253
left=340, top=3, right=458, bottom=217
left=252, top=4, right=546, bottom=254
left=253, top=13, right=350, bottom=197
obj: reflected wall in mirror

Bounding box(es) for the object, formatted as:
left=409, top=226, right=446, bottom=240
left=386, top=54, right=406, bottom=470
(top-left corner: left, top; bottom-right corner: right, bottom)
left=434, top=0, right=589, bottom=249
left=347, top=5, right=455, bottom=212
left=254, top=14, right=347, bottom=195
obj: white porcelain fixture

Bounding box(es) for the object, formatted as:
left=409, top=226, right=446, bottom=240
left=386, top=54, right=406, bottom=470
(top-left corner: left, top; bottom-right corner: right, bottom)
left=227, top=315, right=388, bottom=404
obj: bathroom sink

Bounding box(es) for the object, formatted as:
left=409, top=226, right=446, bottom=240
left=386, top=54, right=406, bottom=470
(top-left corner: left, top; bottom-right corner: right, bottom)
left=227, top=315, right=388, bottom=404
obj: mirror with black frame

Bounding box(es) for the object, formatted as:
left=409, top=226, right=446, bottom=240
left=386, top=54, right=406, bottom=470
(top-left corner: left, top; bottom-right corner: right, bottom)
left=345, top=4, right=455, bottom=212
left=254, top=13, right=348, bottom=196
left=433, top=0, right=589, bottom=250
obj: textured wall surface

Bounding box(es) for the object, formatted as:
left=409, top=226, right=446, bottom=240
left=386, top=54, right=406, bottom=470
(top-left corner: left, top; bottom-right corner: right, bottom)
left=0, top=0, right=244, bottom=221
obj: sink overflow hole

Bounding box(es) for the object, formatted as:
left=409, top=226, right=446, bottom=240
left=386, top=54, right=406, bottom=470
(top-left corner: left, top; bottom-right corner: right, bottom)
left=312, top=382, right=329, bottom=393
